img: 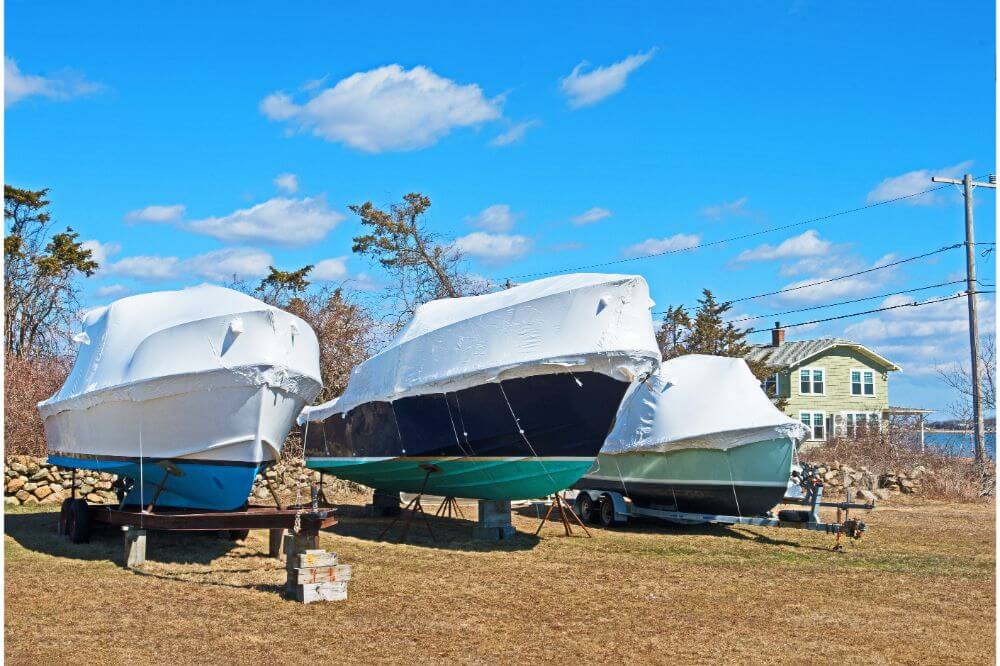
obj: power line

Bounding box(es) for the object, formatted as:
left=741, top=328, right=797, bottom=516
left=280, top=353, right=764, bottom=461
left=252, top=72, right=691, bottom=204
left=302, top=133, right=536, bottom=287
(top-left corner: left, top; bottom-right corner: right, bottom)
left=715, top=279, right=967, bottom=323
left=742, top=291, right=994, bottom=335
left=724, top=243, right=962, bottom=304
left=507, top=182, right=956, bottom=280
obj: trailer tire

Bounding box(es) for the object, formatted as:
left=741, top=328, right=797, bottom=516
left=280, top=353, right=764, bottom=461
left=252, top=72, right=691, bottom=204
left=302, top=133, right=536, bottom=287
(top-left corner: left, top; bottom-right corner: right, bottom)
left=67, top=498, right=91, bottom=543
left=227, top=529, right=251, bottom=541
left=598, top=494, right=616, bottom=527
left=575, top=494, right=595, bottom=523
left=58, top=497, right=74, bottom=536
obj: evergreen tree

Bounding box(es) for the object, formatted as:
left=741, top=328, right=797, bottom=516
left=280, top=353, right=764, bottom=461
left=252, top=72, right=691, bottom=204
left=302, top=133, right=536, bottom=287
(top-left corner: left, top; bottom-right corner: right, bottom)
left=657, top=289, right=782, bottom=404
left=4, top=185, right=98, bottom=357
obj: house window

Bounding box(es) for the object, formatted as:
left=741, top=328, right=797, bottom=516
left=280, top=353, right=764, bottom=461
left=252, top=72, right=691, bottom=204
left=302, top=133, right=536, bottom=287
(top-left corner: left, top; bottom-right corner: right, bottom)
left=800, top=411, right=826, bottom=440
left=851, top=369, right=875, bottom=396
left=845, top=412, right=880, bottom=437
left=799, top=368, right=825, bottom=395
left=763, top=373, right=779, bottom=396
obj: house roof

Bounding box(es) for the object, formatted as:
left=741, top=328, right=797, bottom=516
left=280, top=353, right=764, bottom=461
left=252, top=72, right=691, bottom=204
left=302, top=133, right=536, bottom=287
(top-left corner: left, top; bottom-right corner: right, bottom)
left=747, top=338, right=902, bottom=371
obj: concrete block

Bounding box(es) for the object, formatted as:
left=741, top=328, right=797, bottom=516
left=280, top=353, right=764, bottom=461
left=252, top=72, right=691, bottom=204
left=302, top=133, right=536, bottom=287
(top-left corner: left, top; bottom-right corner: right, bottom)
left=370, top=489, right=401, bottom=516
left=124, top=527, right=147, bottom=569
left=473, top=500, right=515, bottom=540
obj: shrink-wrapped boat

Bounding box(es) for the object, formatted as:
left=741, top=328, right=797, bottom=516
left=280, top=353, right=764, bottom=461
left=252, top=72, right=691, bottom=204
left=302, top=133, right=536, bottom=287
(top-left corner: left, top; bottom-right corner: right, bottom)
left=575, top=354, right=809, bottom=516
left=39, top=285, right=322, bottom=510
left=301, top=273, right=661, bottom=500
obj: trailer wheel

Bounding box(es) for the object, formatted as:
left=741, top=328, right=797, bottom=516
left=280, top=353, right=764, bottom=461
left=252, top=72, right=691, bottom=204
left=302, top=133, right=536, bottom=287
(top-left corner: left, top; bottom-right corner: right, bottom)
left=58, top=497, right=74, bottom=536
left=598, top=495, right=616, bottom=527
left=227, top=529, right=251, bottom=541
left=66, top=498, right=91, bottom=543
left=575, top=494, right=595, bottom=523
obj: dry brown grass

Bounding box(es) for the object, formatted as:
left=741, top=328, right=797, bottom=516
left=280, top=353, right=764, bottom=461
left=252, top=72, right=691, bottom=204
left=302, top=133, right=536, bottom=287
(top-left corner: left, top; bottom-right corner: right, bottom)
left=4, top=496, right=994, bottom=665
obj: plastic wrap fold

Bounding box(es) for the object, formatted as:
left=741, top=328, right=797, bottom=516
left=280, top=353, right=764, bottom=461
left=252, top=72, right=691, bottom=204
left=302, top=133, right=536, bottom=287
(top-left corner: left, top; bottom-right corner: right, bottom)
left=602, top=354, right=809, bottom=454
left=302, top=273, right=661, bottom=423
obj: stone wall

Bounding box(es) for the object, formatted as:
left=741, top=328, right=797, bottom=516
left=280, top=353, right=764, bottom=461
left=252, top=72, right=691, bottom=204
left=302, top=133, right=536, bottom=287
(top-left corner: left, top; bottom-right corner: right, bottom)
left=4, top=456, right=118, bottom=507
left=4, top=456, right=366, bottom=507
left=808, top=461, right=930, bottom=502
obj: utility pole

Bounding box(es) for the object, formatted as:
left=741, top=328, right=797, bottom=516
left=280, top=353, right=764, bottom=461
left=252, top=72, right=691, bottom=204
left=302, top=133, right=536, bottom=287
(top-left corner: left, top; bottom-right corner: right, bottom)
left=931, top=173, right=996, bottom=464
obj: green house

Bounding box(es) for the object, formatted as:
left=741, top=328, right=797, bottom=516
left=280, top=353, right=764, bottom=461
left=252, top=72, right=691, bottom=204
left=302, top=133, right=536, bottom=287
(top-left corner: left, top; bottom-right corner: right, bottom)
left=746, top=324, right=903, bottom=444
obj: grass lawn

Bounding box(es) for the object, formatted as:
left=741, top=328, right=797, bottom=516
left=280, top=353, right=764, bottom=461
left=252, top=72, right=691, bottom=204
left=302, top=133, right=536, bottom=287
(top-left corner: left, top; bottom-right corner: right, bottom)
left=4, top=495, right=995, bottom=665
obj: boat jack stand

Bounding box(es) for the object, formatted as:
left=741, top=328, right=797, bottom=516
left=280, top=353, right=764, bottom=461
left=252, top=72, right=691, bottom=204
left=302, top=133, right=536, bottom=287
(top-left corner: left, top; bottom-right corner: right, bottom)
left=535, top=492, right=591, bottom=538
left=377, top=464, right=440, bottom=543
left=435, top=496, right=465, bottom=519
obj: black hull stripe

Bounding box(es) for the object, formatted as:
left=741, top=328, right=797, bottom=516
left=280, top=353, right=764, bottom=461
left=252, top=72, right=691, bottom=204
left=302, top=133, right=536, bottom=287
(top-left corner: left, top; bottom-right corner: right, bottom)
left=48, top=452, right=262, bottom=468
left=574, top=478, right=789, bottom=517
left=305, top=371, right=630, bottom=460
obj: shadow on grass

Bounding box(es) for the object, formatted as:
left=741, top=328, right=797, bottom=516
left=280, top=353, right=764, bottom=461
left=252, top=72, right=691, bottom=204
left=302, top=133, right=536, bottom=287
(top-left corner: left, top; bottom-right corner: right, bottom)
left=510, top=504, right=838, bottom=551
left=4, top=509, right=251, bottom=566
left=128, top=567, right=287, bottom=596
left=324, top=503, right=541, bottom=552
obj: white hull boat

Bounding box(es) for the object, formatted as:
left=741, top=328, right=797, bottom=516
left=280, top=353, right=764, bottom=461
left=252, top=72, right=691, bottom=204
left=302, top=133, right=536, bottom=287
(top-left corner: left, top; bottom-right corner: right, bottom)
left=39, top=285, right=322, bottom=510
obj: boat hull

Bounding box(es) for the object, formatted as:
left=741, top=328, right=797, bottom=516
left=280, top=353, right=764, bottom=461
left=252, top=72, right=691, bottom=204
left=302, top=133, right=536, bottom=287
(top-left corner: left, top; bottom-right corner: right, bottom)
left=46, top=455, right=261, bottom=511
left=305, top=371, right=631, bottom=500
left=308, top=457, right=595, bottom=501
left=44, top=378, right=310, bottom=510
left=574, top=437, right=795, bottom=516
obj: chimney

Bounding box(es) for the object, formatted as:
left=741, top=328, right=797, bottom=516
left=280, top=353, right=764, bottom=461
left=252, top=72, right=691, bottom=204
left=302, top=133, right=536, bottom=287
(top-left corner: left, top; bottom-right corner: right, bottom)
left=771, top=321, right=785, bottom=347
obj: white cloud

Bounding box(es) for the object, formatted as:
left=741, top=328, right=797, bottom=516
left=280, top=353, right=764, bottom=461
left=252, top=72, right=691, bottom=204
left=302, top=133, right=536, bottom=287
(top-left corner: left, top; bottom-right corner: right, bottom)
left=700, top=197, right=750, bottom=220
left=466, top=204, right=521, bottom=232
left=455, top=232, right=532, bottom=265
left=260, top=64, right=502, bottom=152
left=104, top=248, right=273, bottom=282
left=105, top=255, right=180, bottom=281
left=4, top=56, right=105, bottom=108
left=490, top=120, right=540, bottom=147
left=623, top=233, right=700, bottom=257
left=274, top=173, right=299, bottom=194
left=125, top=204, right=186, bottom=223
left=81, top=240, right=121, bottom=267
left=182, top=248, right=273, bottom=282
left=865, top=160, right=972, bottom=206
left=185, top=196, right=344, bottom=246
left=95, top=284, right=129, bottom=298
left=737, top=230, right=831, bottom=262
left=311, top=257, right=349, bottom=281
left=571, top=207, right=612, bottom=225
left=773, top=251, right=904, bottom=304
left=560, top=48, right=656, bottom=108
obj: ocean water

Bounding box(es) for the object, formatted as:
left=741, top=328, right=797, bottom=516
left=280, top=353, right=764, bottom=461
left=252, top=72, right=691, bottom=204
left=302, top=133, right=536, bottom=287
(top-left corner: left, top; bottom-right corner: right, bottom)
left=923, top=432, right=996, bottom=459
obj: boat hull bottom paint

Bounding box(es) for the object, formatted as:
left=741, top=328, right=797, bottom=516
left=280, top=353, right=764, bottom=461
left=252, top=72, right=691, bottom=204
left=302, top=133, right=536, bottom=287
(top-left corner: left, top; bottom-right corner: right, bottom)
left=305, top=371, right=632, bottom=500
left=47, top=455, right=260, bottom=511
left=575, top=438, right=795, bottom=517
left=307, top=457, right=595, bottom=501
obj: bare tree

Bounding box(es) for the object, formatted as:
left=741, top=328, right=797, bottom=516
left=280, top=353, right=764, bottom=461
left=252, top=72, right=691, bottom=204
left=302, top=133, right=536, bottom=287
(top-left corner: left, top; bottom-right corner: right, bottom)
left=939, top=334, right=996, bottom=422
left=350, top=193, right=487, bottom=324
left=4, top=185, right=98, bottom=358
left=231, top=266, right=380, bottom=402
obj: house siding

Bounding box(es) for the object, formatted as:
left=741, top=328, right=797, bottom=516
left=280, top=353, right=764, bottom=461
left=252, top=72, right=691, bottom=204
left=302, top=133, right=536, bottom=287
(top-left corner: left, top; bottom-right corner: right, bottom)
left=778, top=347, right=890, bottom=441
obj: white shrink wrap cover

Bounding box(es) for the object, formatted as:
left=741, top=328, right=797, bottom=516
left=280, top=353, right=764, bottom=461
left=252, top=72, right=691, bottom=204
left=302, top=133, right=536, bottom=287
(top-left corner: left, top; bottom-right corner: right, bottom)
left=603, top=354, right=809, bottom=454
left=302, top=273, right=661, bottom=423
left=39, top=284, right=322, bottom=465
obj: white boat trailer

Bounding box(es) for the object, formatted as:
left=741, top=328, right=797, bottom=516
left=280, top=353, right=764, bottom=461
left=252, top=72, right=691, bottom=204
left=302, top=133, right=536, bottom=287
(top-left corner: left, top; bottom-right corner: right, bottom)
left=572, top=466, right=873, bottom=543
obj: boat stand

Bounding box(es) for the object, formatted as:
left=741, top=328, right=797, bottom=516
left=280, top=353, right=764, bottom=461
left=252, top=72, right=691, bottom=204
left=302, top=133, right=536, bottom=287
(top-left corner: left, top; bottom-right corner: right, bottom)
left=377, top=464, right=439, bottom=543
left=535, top=492, right=591, bottom=538
left=435, top=496, right=465, bottom=519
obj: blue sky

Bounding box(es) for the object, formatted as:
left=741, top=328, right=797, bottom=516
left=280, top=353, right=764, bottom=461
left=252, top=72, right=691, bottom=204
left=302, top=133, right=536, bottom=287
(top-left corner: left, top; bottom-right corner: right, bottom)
left=5, top=1, right=996, bottom=414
